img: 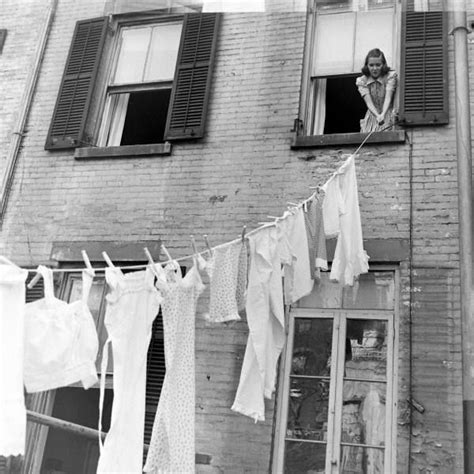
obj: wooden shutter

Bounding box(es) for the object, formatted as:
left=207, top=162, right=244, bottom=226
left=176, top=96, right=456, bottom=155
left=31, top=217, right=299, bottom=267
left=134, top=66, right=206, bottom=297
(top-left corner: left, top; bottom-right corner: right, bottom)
left=144, top=311, right=166, bottom=446
left=45, top=17, right=108, bottom=150
left=164, top=13, right=220, bottom=141
left=399, top=3, right=448, bottom=125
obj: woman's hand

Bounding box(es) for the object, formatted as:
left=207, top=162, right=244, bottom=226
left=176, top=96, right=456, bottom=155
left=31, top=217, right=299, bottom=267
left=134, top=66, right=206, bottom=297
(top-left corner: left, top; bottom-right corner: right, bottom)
left=376, top=113, right=385, bottom=125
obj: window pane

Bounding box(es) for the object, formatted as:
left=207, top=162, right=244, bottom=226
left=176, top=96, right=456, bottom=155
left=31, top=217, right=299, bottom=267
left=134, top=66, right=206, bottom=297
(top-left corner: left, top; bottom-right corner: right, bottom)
left=313, top=12, right=356, bottom=76
left=287, top=378, right=330, bottom=441
left=297, top=273, right=343, bottom=309
left=342, top=272, right=395, bottom=310
left=292, top=318, right=333, bottom=377
left=354, top=8, right=395, bottom=72
left=113, top=27, right=151, bottom=84
left=284, top=441, right=326, bottom=473
left=345, top=319, right=388, bottom=380
left=341, top=445, right=385, bottom=473
left=144, top=23, right=182, bottom=82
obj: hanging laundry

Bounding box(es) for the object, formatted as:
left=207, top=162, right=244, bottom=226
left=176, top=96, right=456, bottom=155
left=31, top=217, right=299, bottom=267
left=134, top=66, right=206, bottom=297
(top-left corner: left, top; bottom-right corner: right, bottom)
left=322, top=173, right=345, bottom=239
left=97, top=265, right=162, bottom=474
left=304, top=193, right=328, bottom=280
left=322, top=155, right=369, bottom=286
left=23, top=266, right=98, bottom=392
left=277, top=208, right=314, bottom=304
left=0, top=258, right=28, bottom=457
left=201, top=240, right=243, bottom=323
left=235, top=237, right=250, bottom=313
left=144, top=259, right=204, bottom=474
left=231, top=226, right=286, bottom=422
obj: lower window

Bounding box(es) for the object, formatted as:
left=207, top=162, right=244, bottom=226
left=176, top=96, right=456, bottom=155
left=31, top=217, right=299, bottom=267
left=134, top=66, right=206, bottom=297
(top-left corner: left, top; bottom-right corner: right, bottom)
left=273, top=271, right=397, bottom=473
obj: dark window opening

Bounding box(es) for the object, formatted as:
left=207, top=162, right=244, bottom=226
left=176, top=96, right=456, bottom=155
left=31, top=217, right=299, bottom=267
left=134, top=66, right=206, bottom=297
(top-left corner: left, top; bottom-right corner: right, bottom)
left=323, top=75, right=367, bottom=134
left=120, top=89, right=171, bottom=145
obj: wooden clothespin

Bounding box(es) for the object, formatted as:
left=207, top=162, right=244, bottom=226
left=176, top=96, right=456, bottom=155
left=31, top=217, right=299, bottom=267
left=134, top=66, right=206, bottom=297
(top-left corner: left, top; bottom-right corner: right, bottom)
left=203, top=235, right=213, bottom=256
left=241, top=225, right=247, bottom=243
left=102, top=251, right=114, bottom=268
left=144, top=247, right=154, bottom=265
left=190, top=235, right=198, bottom=255
left=27, top=268, right=42, bottom=289
left=161, top=244, right=173, bottom=262
left=81, top=250, right=94, bottom=275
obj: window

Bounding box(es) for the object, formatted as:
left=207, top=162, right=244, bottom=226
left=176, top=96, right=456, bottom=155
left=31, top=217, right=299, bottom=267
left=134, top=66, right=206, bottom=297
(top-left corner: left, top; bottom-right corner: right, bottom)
left=273, top=271, right=398, bottom=473
left=45, top=13, right=220, bottom=152
left=97, top=22, right=183, bottom=146
left=24, top=269, right=165, bottom=474
left=303, top=0, right=399, bottom=136
left=294, top=0, right=448, bottom=147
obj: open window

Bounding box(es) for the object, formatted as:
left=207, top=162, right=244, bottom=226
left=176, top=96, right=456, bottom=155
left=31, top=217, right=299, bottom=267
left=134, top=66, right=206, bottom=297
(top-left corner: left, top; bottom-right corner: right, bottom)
left=303, top=0, right=399, bottom=136
left=45, top=13, right=220, bottom=152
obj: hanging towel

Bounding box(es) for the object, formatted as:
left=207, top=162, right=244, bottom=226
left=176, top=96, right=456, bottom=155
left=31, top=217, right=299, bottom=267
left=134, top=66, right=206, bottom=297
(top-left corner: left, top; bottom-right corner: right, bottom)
left=97, top=265, right=162, bottom=474
left=0, top=260, right=28, bottom=456
left=235, top=237, right=250, bottom=313
left=231, top=226, right=286, bottom=422
left=24, top=266, right=98, bottom=392
left=202, top=241, right=242, bottom=323
left=144, top=260, right=204, bottom=474
left=323, top=155, right=369, bottom=286
left=278, top=208, right=314, bottom=304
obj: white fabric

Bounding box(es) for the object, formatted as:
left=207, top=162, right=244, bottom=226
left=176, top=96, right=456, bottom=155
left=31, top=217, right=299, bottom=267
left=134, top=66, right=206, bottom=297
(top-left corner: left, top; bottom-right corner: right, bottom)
left=0, top=260, right=28, bottom=456
left=325, top=155, right=369, bottom=286
left=202, top=240, right=242, bottom=323
left=24, top=266, right=98, bottom=392
left=322, top=174, right=345, bottom=239
left=97, top=266, right=161, bottom=474
left=278, top=208, right=314, bottom=304
left=144, top=261, right=204, bottom=474
left=231, top=226, right=286, bottom=422
left=311, top=78, right=327, bottom=136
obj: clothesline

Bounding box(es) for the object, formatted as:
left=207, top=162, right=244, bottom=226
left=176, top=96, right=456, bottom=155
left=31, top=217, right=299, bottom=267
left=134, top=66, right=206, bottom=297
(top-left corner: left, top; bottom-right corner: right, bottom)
left=19, top=127, right=387, bottom=276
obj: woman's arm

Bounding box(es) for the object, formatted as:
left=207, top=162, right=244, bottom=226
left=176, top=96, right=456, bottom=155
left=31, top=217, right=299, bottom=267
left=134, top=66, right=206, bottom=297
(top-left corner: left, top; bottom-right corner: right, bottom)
left=380, top=71, right=398, bottom=122
left=363, top=94, right=384, bottom=123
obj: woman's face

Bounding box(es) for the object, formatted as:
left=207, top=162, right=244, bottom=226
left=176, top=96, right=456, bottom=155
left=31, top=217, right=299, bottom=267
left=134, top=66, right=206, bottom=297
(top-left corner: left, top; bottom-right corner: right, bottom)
left=367, top=56, right=383, bottom=78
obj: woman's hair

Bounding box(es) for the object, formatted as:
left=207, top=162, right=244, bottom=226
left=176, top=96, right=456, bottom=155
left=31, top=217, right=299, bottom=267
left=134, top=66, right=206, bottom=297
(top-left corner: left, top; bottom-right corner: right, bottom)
left=361, top=48, right=391, bottom=76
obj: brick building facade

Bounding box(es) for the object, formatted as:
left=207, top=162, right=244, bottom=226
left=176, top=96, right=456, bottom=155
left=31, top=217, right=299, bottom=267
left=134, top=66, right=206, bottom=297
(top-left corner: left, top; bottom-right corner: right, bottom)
left=0, top=0, right=471, bottom=472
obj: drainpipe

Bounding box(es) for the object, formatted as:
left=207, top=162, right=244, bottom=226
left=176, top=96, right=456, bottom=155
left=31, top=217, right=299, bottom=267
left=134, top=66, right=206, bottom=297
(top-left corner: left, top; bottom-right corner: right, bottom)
left=0, top=0, right=58, bottom=226
left=452, top=5, right=474, bottom=473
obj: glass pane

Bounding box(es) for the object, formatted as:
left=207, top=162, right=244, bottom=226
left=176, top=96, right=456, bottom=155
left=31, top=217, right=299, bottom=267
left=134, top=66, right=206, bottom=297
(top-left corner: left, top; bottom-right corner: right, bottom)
left=340, top=446, right=385, bottom=473
left=287, top=378, right=330, bottom=441
left=345, top=319, right=388, bottom=380
left=284, top=441, right=326, bottom=473
left=313, top=12, right=356, bottom=75
left=297, top=273, right=343, bottom=308
left=354, top=8, right=395, bottom=72
left=292, top=318, right=333, bottom=376
left=343, top=272, right=395, bottom=310
left=144, top=22, right=183, bottom=82
left=113, top=27, right=151, bottom=84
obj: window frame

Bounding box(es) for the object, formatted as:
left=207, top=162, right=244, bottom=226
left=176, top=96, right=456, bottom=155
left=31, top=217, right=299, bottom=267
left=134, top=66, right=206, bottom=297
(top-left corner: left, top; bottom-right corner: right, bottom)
left=272, top=267, right=400, bottom=473
left=293, top=0, right=406, bottom=148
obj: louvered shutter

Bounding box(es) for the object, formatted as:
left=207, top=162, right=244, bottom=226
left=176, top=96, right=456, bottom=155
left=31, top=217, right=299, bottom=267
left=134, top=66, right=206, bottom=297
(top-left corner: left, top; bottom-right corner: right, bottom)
left=45, top=17, right=108, bottom=150
left=25, top=272, right=45, bottom=302
left=164, top=13, right=220, bottom=141
left=399, top=4, right=448, bottom=125
left=144, top=311, right=166, bottom=447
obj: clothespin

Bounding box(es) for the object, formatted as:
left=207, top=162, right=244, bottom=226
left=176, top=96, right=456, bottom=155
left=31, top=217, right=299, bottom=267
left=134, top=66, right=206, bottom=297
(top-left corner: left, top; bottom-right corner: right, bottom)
left=81, top=250, right=94, bottom=276
left=241, top=225, right=247, bottom=243
left=190, top=235, right=198, bottom=254
left=203, top=235, right=213, bottom=256
left=144, top=247, right=154, bottom=265
left=102, top=251, right=114, bottom=268
left=161, top=244, right=173, bottom=262
left=27, top=269, right=42, bottom=290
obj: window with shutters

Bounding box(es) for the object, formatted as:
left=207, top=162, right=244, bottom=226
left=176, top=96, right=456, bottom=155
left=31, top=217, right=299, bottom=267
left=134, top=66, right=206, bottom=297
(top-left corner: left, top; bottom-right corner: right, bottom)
left=45, top=13, right=220, bottom=154
left=292, top=0, right=447, bottom=149
left=272, top=270, right=399, bottom=473
left=24, top=269, right=165, bottom=473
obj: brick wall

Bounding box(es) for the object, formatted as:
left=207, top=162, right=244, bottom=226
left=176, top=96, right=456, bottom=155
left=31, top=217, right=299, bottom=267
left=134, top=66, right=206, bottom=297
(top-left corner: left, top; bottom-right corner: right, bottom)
left=0, top=1, right=468, bottom=472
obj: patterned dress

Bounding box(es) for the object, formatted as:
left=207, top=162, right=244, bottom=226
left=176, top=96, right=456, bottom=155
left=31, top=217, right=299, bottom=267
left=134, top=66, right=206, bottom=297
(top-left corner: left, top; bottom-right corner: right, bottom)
left=355, top=70, right=398, bottom=132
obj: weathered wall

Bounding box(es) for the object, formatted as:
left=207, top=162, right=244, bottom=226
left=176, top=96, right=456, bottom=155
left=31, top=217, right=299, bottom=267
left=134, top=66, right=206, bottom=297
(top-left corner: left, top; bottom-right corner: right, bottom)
left=0, top=1, right=468, bottom=472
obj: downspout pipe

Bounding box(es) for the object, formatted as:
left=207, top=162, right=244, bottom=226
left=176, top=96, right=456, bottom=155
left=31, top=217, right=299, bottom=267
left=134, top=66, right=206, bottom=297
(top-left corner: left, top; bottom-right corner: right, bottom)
left=452, top=6, right=474, bottom=473
left=0, top=0, right=57, bottom=226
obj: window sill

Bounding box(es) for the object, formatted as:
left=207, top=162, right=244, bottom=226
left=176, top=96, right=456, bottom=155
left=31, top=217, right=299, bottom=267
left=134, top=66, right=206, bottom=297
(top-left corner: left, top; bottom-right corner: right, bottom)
left=291, top=131, right=406, bottom=149
left=74, top=142, right=172, bottom=159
